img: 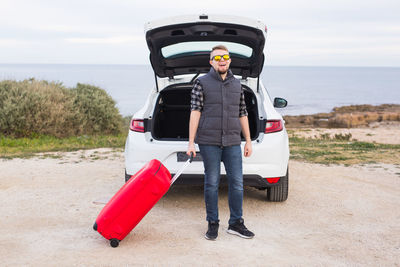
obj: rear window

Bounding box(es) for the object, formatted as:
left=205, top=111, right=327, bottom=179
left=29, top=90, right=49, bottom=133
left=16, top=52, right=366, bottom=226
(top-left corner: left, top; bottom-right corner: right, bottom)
left=161, top=41, right=253, bottom=58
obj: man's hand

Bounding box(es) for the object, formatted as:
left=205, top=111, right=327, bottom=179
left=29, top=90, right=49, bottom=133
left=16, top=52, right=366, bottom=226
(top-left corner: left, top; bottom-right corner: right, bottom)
left=244, top=141, right=252, bottom=157
left=187, top=143, right=196, bottom=158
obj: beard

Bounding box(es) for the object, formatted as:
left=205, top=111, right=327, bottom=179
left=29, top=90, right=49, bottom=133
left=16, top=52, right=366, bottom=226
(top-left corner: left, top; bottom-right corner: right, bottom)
left=218, top=69, right=228, bottom=75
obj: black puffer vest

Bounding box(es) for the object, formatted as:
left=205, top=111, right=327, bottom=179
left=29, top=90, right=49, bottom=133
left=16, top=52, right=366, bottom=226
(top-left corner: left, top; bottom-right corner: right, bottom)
left=195, top=67, right=242, bottom=146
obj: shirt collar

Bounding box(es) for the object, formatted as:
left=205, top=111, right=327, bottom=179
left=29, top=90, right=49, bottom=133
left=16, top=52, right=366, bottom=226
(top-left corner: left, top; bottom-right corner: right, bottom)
left=209, top=67, right=234, bottom=82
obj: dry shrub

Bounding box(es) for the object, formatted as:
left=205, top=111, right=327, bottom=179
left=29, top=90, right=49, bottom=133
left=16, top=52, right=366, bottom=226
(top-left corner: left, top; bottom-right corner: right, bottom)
left=314, top=119, right=329, bottom=128
left=333, top=105, right=375, bottom=113
left=333, top=104, right=400, bottom=113
left=284, top=115, right=318, bottom=128
left=298, top=115, right=314, bottom=125
left=328, top=111, right=400, bottom=128
left=328, top=114, right=351, bottom=128
left=0, top=79, right=123, bottom=137
left=285, top=104, right=400, bottom=129
left=328, top=114, right=364, bottom=128
left=382, top=112, right=400, bottom=121
left=334, top=133, right=352, bottom=141
left=363, top=113, right=380, bottom=123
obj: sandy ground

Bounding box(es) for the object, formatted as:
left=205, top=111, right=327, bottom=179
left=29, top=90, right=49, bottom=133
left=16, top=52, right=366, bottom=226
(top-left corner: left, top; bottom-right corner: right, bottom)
left=289, top=121, right=400, bottom=144
left=0, top=147, right=399, bottom=267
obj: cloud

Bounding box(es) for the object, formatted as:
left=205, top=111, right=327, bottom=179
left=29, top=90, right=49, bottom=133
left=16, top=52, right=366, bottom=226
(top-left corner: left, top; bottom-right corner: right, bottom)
left=0, top=39, right=22, bottom=46
left=0, top=0, right=399, bottom=65
left=65, top=35, right=144, bottom=44
left=0, top=38, right=39, bottom=46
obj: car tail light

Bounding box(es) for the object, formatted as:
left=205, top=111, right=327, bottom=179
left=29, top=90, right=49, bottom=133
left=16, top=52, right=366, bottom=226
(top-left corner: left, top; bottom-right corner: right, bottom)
left=130, top=119, right=145, bottom=132
left=266, top=177, right=280, bottom=184
left=265, top=120, right=283, bottom=133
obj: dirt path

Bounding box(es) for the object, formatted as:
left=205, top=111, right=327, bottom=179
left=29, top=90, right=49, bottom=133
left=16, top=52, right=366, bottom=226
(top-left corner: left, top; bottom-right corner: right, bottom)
left=0, top=150, right=399, bottom=266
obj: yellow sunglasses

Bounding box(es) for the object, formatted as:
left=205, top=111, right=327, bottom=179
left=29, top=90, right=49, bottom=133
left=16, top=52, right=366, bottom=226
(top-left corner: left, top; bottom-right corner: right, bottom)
left=212, top=54, right=230, bottom=61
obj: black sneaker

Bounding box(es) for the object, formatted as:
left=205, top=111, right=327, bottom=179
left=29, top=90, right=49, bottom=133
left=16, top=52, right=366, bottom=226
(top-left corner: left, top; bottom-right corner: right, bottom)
left=227, top=218, right=255, bottom=239
left=205, top=220, right=219, bottom=240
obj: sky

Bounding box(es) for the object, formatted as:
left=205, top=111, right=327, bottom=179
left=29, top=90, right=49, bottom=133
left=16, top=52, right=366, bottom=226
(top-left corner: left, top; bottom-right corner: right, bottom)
left=1, top=0, right=399, bottom=67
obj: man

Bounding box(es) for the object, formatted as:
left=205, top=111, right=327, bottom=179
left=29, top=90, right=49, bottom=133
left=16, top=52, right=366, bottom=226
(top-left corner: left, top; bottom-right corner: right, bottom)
left=186, top=45, right=255, bottom=240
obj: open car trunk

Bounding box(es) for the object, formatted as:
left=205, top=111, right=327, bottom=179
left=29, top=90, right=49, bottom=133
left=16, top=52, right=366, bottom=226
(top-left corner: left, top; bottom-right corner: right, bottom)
left=151, top=83, right=260, bottom=141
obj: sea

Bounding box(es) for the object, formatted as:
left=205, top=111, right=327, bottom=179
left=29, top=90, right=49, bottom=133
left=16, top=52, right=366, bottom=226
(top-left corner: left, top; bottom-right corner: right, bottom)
left=0, top=64, right=399, bottom=116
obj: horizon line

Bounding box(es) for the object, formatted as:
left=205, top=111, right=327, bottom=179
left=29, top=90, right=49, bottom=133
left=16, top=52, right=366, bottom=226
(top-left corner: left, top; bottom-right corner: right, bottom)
left=0, top=63, right=399, bottom=68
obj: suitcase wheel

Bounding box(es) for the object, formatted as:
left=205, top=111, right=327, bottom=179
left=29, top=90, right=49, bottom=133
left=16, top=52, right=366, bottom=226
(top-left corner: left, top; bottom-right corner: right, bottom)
left=93, top=222, right=98, bottom=231
left=110, top=238, right=120, bottom=248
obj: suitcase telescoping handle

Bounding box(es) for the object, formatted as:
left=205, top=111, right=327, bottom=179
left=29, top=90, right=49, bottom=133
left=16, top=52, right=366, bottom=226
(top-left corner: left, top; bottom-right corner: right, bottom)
left=170, top=152, right=194, bottom=184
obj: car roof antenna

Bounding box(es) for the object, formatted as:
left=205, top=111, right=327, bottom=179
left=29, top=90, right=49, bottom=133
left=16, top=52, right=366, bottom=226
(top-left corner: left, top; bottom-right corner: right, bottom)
left=190, top=71, right=201, bottom=84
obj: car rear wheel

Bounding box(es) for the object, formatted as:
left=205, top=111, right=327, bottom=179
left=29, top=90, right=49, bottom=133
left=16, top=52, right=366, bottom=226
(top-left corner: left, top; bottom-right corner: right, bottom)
left=266, top=168, right=288, bottom=202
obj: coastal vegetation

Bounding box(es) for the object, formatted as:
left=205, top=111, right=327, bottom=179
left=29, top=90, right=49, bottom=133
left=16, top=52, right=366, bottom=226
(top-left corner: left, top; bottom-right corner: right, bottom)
left=0, top=79, right=124, bottom=138
left=0, top=134, right=125, bottom=159
left=288, top=132, right=400, bottom=165
left=284, top=104, right=400, bottom=128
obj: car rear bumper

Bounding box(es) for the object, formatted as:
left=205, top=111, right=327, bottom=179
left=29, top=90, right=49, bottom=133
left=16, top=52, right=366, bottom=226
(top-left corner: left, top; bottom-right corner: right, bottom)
left=125, top=172, right=285, bottom=188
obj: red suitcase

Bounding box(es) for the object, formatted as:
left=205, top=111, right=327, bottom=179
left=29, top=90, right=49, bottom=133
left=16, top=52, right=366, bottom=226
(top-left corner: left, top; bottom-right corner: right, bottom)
left=93, top=155, right=192, bottom=247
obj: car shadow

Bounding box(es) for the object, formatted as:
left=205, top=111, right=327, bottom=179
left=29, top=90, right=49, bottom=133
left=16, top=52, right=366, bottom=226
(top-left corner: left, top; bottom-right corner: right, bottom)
left=165, top=184, right=267, bottom=202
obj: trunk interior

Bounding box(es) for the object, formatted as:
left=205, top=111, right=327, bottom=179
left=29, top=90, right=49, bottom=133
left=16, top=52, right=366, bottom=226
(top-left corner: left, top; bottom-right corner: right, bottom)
left=151, top=83, right=260, bottom=140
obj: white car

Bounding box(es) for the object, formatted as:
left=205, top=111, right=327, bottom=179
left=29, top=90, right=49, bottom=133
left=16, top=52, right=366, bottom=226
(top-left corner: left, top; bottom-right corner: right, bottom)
left=125, top=14, right=289, bottom=201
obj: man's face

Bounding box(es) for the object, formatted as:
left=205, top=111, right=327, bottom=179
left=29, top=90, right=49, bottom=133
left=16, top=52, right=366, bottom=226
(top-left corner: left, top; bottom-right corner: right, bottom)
left=209, top=49, right=231, bottom=75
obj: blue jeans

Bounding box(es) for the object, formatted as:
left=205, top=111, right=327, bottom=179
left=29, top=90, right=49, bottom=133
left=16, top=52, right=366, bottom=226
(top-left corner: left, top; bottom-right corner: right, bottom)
left=198, top=144, right=243, bottom=225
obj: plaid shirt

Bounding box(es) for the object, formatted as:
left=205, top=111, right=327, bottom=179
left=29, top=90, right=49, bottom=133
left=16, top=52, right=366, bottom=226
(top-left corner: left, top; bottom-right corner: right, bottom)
left=190, top=80, right=248, bottom=117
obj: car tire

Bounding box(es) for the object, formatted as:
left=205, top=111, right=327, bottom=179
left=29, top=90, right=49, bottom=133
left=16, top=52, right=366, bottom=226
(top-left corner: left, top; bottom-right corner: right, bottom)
left=266, top=168, right=288, bottom=202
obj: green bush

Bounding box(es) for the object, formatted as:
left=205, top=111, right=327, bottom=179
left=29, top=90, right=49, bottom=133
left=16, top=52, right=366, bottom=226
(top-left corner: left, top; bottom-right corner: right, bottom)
left=71, top=83, right=123, bottom=135
left=0, top=79, right=124, bottom=137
